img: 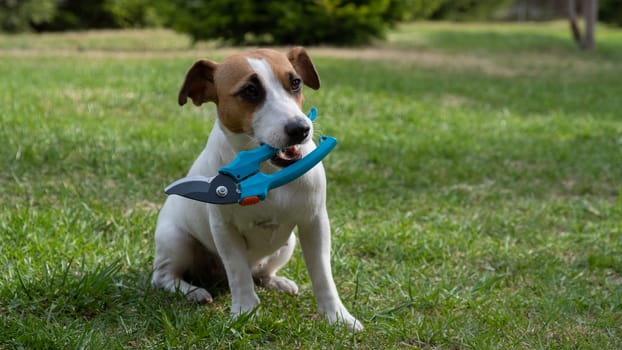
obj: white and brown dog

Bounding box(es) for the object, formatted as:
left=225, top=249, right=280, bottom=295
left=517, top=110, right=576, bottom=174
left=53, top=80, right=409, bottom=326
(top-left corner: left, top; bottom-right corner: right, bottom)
left=151, top=47, right=362, bottom=331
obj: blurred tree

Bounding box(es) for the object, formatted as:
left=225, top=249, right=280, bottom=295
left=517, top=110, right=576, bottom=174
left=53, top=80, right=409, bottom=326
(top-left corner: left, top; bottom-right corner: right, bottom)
left=501, top=0, right=620, bottom=26
left=384, top=0, right=445, bottom=21
left=599, top=0, right=622, bottom=26
left=504, top=0, right=566, bottom=21
left=105, top=0, right=167, bottom=28
left=34, top=0, right=117, bottom=31
left=163, top=0, right=406, bottom=45
left=568, top=0, right=598, bottom=49
left=429, top=0, right=514, bottom=21
left=0, top=0, right=56, bottom=32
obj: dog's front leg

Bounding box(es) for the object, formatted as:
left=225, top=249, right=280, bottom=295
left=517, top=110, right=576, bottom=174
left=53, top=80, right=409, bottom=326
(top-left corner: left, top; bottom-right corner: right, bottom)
left=298, top=208, right=363, bottom=331
left=210, top=218, right=260, bottom=316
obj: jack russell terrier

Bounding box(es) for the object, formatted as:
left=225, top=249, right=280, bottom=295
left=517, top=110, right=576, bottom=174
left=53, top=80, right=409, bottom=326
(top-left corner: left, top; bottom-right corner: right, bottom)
left=151, top=47, right=363, bottom=331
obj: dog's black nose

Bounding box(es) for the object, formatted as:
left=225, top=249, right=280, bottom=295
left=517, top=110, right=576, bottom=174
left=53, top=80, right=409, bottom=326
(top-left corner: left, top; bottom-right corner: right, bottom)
left=284, top=119, right=310, bottom=145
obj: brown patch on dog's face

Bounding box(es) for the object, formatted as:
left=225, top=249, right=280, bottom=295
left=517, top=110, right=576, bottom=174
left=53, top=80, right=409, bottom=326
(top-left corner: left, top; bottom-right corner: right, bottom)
left=178, top=48, right=320, bottom=136
left=178, top=55, right=263, bottom=134
left=213, top=54, right=263, bottom=134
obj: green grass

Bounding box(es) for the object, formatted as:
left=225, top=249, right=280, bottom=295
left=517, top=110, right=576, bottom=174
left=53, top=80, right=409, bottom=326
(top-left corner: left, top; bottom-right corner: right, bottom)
left=1, top=22, right=621, bottom=348
left=0, top=28, right=195, bottom=51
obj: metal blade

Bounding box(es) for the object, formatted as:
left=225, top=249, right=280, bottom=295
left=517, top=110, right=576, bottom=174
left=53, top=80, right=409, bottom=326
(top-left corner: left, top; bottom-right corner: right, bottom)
left=164, top=174, right=240, bottom=204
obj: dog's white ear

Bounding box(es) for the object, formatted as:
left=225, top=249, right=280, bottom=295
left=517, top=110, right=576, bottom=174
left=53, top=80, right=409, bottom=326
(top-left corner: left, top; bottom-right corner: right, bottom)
left=287, top=47, right=320, bottom=90
left=178, top=59, right=218, bottom=106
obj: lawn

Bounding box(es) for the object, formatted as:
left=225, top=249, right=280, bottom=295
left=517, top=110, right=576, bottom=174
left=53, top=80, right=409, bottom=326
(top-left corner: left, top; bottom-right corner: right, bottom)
left=1, top=22, right=621, bottom=349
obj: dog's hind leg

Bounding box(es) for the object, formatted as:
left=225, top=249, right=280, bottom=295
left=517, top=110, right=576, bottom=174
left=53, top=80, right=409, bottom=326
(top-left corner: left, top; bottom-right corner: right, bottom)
left=152, top=223, right=214, bottom=303
left=252, top=233, right=299, bottom=295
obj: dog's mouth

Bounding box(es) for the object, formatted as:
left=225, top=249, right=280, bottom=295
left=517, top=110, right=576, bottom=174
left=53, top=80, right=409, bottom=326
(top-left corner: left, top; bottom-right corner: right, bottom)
left=270, top=145, right=302, bottom=167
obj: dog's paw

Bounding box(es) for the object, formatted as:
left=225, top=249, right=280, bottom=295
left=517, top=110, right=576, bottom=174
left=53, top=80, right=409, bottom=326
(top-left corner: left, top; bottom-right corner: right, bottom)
left=231, top=296, right=260, bottom=318
left=324, top=308, right=364, bottom=332
left=186, top=287, right=213, bottom=303
left=256, top=275, right=299, bottom=295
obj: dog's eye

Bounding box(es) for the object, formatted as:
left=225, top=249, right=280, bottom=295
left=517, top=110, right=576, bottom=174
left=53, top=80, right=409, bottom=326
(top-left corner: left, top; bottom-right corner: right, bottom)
left=290, top=78, right=302, bottom=93
left=243, top=84, right=258, bottom=97
left=238, top=83, right=263, bottom=103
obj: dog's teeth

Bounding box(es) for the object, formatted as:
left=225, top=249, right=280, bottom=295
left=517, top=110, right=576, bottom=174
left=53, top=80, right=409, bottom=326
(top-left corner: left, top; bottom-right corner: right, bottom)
left=274, top=146, right=301, bottom=161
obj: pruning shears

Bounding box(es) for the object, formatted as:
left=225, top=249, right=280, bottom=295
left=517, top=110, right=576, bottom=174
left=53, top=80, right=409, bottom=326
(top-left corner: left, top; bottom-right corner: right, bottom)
left=164, top=108, right=337, bottom=206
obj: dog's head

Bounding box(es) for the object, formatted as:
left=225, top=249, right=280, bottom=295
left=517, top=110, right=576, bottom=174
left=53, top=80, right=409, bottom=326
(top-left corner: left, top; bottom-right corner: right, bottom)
left=178, top=47, right=320, bottom=166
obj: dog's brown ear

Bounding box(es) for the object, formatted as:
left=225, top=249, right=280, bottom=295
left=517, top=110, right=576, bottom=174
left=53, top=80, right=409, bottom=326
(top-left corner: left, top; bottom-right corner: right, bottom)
left=287, top=47, right=320, bottom=90
left=178, top=59, right=218, bottom=106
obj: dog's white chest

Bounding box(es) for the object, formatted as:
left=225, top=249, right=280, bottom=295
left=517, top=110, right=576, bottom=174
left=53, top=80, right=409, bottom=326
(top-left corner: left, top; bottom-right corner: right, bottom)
left=234, top=216, right=294, bottom=262
left=251, top=217, right=281, bottom=231
left=222, top=197, right=297, bottom=251
left=231, top=213, right=284, bottom=233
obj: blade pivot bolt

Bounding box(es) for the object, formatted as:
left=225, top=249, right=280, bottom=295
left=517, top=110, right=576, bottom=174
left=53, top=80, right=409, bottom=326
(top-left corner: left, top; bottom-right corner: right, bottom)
left=215, top=186, right=229, bottom=198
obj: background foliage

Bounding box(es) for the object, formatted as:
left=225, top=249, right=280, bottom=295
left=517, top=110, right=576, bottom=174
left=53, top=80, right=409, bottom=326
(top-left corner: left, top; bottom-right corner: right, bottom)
left=600, top=0, right=622, bottom=27
left=164, top=0, right=401, bottom=45
left=0, top=0, right=56, bottom=33
left=1, top=0, right=621, bottom=44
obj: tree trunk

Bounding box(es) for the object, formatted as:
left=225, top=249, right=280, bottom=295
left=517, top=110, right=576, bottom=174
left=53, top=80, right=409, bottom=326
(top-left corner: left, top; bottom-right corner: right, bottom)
left=583, top=0, right=597, bottom=50
left=568, top=0, right=598, bottom=50
left=568, top=0, right=583, bottom=45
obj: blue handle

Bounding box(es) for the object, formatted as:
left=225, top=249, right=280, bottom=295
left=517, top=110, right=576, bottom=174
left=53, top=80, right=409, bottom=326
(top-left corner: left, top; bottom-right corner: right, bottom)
left=218, top=107, right=318, bottom=181
left=238, top=136, right=337, bottom=201
left=219, top=144, right=275, bottom=181
left=307, top=107, right=317, bottom=122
